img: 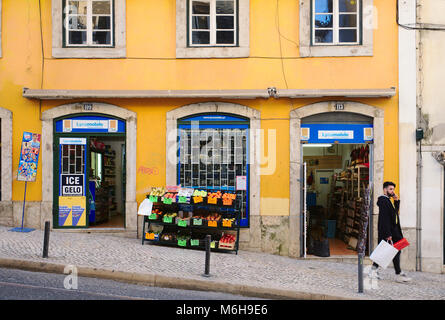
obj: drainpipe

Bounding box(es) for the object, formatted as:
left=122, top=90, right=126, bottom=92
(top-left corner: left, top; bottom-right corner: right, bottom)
left=416, top=132, right=423, bottom=271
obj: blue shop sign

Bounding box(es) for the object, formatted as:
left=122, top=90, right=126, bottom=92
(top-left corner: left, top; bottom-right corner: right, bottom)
left=180, top=114, right=248, bottom=122
left=301, top=123, right=373, bottom=144
left=56, top=116, right=125, bottom=133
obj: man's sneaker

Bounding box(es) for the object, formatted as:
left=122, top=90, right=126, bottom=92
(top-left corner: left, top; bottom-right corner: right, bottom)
left=395, top=272, right=412, bottom=283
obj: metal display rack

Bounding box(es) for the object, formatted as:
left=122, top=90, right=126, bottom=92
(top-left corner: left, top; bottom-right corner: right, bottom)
left=141, top=189, right=241, bottom=254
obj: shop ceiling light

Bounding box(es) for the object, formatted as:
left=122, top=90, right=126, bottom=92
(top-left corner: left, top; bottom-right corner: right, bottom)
left=302, top=144, right=333, bottom=148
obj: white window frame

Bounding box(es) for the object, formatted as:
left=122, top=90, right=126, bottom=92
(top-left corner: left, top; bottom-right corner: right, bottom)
left=64, top=0, right=114, bottom=48
left=299, top=0, right=373, bottom=57
left=176, top=0, right=249, bottom=58
left=188, top=0, right=237, bottom=47
left=52, top=0, right=126, bottom=58
left=312, top=0, right=360, bottom=46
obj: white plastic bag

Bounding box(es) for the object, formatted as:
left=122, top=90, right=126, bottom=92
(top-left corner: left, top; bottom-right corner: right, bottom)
left=137, top=198, right=153, bottom=216
left=370, top=240, right=399, bottom=269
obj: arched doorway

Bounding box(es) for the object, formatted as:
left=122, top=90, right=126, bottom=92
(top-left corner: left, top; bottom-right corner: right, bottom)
left=289, top=101, right=384, bottom=258
left=166, top=102, right=261, bottom=250
left=41, top=102, right=137, bottom=233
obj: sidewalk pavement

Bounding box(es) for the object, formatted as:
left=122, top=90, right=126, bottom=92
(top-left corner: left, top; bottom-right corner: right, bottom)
left=0, top=226, right=443, bottom=300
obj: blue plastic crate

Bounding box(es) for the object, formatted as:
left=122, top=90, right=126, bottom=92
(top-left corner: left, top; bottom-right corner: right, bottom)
left=325, top=220, right=336, bottom=238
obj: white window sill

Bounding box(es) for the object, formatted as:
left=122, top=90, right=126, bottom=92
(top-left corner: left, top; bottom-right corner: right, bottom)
left=52, top=47, right=126, bottom=59
left=176, top=46, right=249, bottom=59
left=299, top=44, right=373, bottom=57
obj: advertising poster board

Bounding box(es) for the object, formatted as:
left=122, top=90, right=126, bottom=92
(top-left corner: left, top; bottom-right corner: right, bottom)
left=17, top=132, right=41, bottom=182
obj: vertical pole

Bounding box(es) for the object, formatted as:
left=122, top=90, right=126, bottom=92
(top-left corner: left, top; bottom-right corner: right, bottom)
left=42, top=221, right=50, bottom=258
left=203, top=234, right=211, bottom=277
left=20, top=181, right=28, bottom=230
left=303, top=162, right=307, bottom=259
left=358, top=253, right=364, bottom=293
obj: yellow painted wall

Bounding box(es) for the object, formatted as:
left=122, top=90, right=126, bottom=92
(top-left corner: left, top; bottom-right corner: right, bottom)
left=0, top=0, right=399, bottom=214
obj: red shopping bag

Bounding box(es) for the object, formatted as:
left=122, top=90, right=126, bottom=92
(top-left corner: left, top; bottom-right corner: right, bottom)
left=393, top=238, right=410, bottom=251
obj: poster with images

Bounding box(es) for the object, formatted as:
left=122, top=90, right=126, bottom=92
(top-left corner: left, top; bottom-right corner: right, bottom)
left=58, top=196, right=87, bottom=227
left=17, top=132, right=41, bottom=182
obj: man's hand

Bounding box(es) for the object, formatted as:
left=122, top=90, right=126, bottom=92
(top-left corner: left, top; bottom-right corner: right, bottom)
left=393, top=193, right=399, bottom=201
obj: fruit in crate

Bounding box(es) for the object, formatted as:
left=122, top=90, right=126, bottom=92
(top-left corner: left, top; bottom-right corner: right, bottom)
left=222, top=193, right=236, bottom=200
left=150, top=187, right=166, bottom=196
left=220, top=234, right=236, bottom=243
left=207, top=191, right=222, bottom=199
left=207, top=213, right=221, bottom=221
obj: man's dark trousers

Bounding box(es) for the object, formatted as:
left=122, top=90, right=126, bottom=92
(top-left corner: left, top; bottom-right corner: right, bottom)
left=372, top=195, right=403, bottom=274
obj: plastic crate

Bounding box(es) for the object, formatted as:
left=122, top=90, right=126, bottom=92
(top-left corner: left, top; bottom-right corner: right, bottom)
left=325, top=220, right=336, bottom=238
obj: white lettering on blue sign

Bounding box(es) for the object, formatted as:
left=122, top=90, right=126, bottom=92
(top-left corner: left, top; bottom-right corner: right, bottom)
left=60, top=138, right=87, bottom=145
left=318, top=130, right=354, bottom=140
left=72, top=120, right=109, bottom=130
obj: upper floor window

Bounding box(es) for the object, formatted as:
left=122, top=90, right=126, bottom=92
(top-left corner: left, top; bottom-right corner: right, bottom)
left=299, top=0, right=373, bottom=57
left=312, top=0, right=360, bottom=45
left=64, top=0, right=114, bottom=47
left=52, top=0, right=126, bottom=58
left=176, top=0, right=249, bottom=58
left=189, top=0, right=237, bottom=47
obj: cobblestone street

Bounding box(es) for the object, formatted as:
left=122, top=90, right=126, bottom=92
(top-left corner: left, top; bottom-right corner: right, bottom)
left=0, top=226, right=443, bottom=300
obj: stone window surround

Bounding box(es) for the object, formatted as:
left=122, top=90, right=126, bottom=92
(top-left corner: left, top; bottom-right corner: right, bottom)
left=288, top=101, right=384, bottom=257
left=166, top=102, right=260, bottom=248
left=176, top=0, right=250, bottom=58
left=52, top=0, right=126, bottom=58
left=0, top=106, right=12, bottom=203
left=299, top=0, right=374, bottom=57
left=40, top=102, right=137, bottom=231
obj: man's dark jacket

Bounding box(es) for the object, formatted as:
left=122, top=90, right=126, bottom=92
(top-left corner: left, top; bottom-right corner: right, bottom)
left=377, top=195, right=403, bottom=243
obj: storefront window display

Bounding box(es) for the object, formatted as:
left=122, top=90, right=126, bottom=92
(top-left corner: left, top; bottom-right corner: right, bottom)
left=177, top=114, right=249, bottom=227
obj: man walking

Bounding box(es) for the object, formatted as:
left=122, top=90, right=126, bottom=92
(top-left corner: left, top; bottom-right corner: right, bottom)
left=370, top=181, right=412, bottom=283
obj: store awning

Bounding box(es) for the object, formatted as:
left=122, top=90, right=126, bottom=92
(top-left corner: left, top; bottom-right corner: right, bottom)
left=22, top=87, right=396, bottom=100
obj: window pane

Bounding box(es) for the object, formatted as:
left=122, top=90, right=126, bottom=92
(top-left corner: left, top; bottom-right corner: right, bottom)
left=68, top=16, right=87, bottom=29
left=339, top=0, right=357, bottom=12
left=93, top=16, right=111, bottom=29
left=192, top=16, right=210, bottom=29
left=192, top=1, right=210, bottom=14
left=92, top=1, right=111, bottom=14
left=192, top=31, right=210, bottom=44
left=314, top=0, right=333, bottom=13
left=339, top=14, right=357, bottom=27
left=67, top=1, right=88, bottom=15
left=216, top=1, right=234, bottom=14
left=93, top=31, right=111, bottom=44
left=68, top=31, right=87, bottom=44
left=339, top=29, right=357, bottom=42
left=314, top=29, right=333, bottom=43
left=216, top=31, right=234, bottom=44
left=315, top=14, right=333, bottom=28
left=216, top=16, right=234, bottom=29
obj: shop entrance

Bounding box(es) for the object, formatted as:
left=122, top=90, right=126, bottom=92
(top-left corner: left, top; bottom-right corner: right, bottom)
left=53, top=115, right=126, bottom=229
left=300, top=115, right=374, bottom=257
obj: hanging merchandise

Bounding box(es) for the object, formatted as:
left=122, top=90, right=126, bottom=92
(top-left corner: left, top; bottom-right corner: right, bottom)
left=141, top=186, right=241, bottom=254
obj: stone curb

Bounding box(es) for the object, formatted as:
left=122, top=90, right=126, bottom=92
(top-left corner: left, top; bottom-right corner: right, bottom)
left=0, top=257, right=367, bottom=300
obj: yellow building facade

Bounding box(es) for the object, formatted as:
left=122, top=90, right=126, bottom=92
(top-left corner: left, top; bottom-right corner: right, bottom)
left=0, top=0, right=406, bottom=265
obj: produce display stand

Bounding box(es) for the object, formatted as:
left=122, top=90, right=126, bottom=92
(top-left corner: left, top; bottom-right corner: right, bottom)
left=141, top=187, right=241, bottom=254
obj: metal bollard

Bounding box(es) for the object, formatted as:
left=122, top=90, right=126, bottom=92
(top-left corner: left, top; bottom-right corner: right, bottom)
left=202, top=234, right=211, bottom=277
left=42, top=221, right=50, bottom=258
left=358, top=253, right=364, bottom=293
